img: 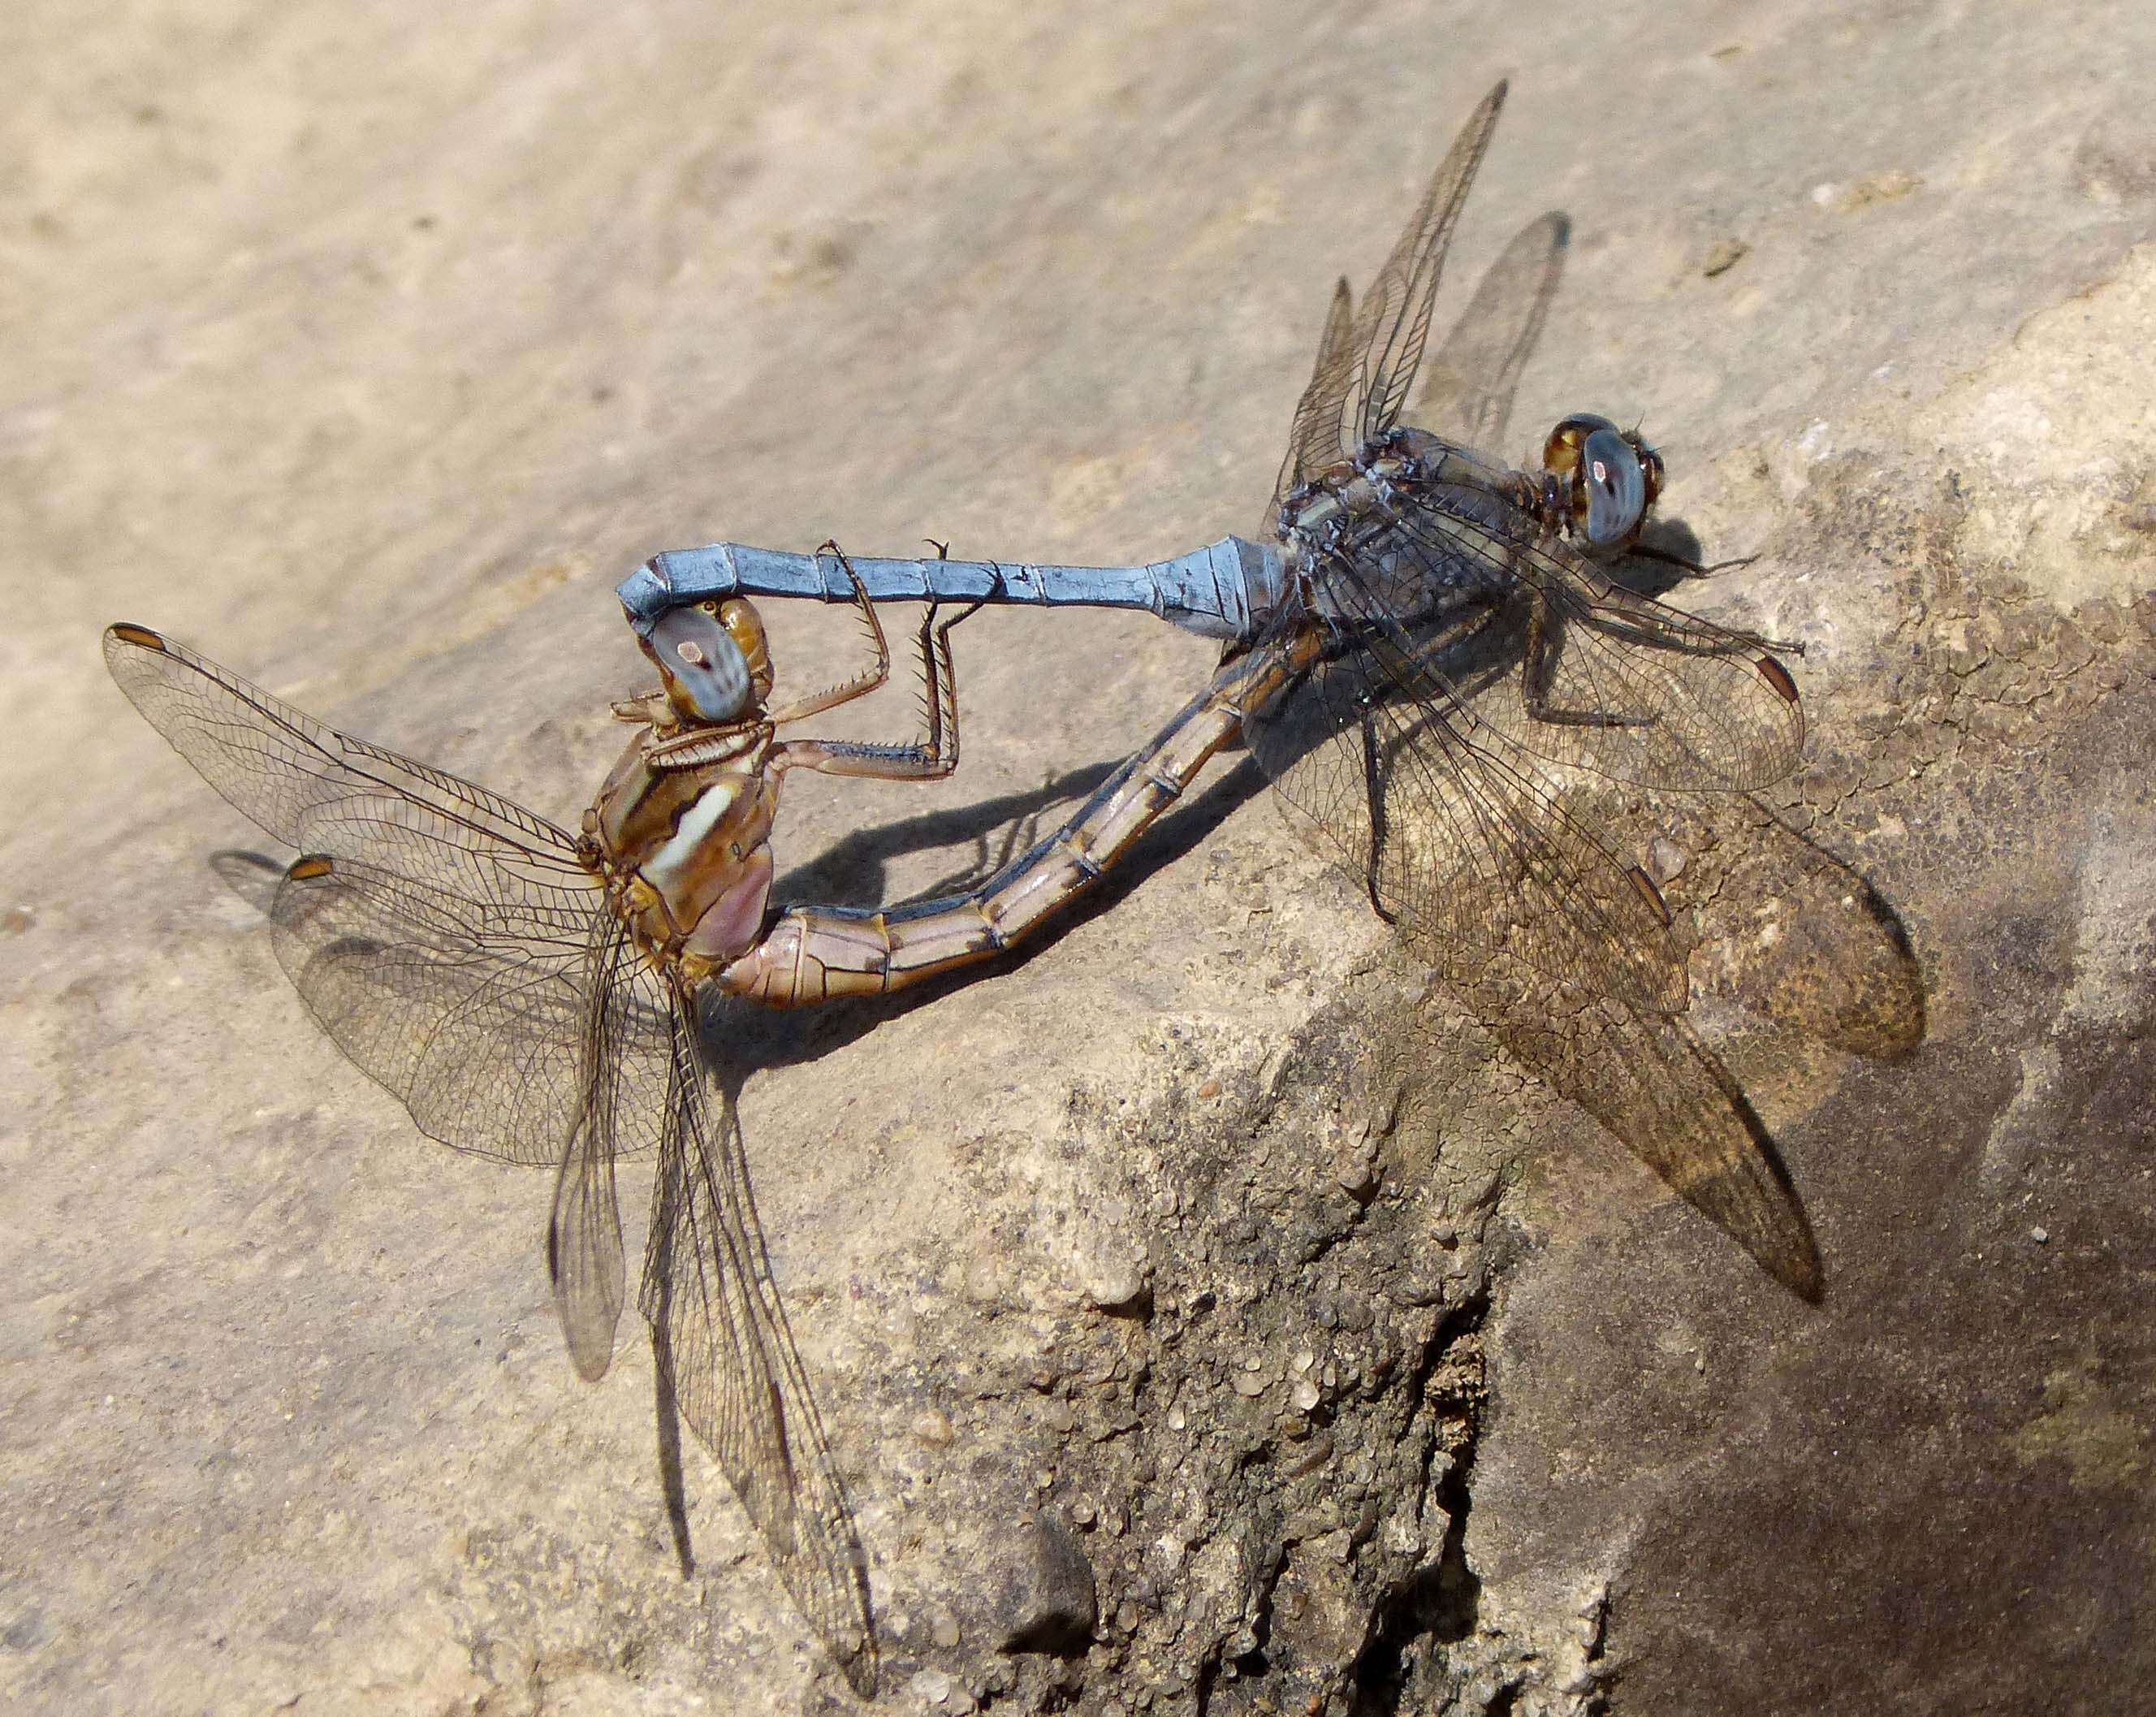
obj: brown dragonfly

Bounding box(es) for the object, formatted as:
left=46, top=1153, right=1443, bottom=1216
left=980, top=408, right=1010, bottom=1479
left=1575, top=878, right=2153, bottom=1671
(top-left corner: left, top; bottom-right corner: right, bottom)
left=105, top=561, right=1034, bottom=1695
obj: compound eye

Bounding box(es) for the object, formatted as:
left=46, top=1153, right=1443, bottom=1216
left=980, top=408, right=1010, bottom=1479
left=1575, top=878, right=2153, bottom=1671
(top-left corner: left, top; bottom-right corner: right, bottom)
left=1542, top=413, right=1619, bottom=478
left=1579, top=426, right=1648, bottom=547
left=644, top=604, right=754, bottom=723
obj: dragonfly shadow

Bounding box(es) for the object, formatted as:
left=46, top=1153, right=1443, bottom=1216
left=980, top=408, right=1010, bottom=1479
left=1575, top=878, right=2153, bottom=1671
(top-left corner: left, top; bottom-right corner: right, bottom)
left=769, top=759, right=1125, bottom=911
left=1239, top=603, right=1927, bottom=1302
left=1677, top=798, right=1929, bottom=1062
left=208, top=847, right=287, bottom=914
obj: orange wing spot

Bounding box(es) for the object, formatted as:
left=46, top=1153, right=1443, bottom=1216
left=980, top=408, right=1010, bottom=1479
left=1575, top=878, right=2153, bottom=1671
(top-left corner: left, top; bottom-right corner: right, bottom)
left=108, top=623, right=166, bottom=651
left=1754, top=655, right=1800, bottom=705
left=287, top=854, right=336, bottom=881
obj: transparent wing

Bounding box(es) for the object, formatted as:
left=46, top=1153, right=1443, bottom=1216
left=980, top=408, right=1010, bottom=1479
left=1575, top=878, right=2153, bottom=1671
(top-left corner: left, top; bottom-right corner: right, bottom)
left=547, top=914, right=672, bottom=1382
left=1272, top=83, right=1507, bottom=503
left=642, top=988, right=876, bottom=1695
left=1275, top=276, right=1358, bottom=504
left=105, top=623, right=671, bottom=1167
left=106, top=624, right=590, bottom=868
left=1459, top=951, right=1821, bottom=1300
left=1247, top=594, right=1693, bottom=1017
left=1412, top=209, right=1568, bottom=453
left=1385, top=500, right=1806, bottom=791
left=1346, top=80, right=1509, bottom=450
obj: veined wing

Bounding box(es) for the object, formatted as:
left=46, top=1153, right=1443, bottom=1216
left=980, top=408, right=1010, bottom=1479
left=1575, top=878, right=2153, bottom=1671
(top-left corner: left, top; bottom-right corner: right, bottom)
left=1349, top=81, right=1510, bottom=451
left=106, top=625, right=587, bottom=867
left=1276, top=277, right=1358, bottom=504
left=1412, top=209, right=1568, bottom=455
left=1259, top=612, right=1690, bottom=1014
left=1247, top=592, right=1692, bottom=1016
left=1274, top=82, right=1507, bottom=503
left=1460, top=953, right=1821, bottom=1300
left=547, top=913, right=674, bottom=1382
left=642, top=984, right=876, bottom=1695
left=105, top=624, right=670, bottom=1166
left=1387, top=500, right=1806, bottom=791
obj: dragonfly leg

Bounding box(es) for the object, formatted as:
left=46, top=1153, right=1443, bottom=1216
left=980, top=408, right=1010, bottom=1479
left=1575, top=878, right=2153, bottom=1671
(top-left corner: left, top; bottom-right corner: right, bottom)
left=761, top=542, right=893, bottom=724
left=771, top=586, right=987, bottom=783
left=1625, top=541, right=1759, bottom=579
left=1520, top=599, right=1655, bottom=730
left=917, top=584, right=992, bottom=775
left=609, top=689, right=672, bottom=724
left=1592, top=556, right=1810, bottom=661
left=1617, top=543, right=1808, bottom=655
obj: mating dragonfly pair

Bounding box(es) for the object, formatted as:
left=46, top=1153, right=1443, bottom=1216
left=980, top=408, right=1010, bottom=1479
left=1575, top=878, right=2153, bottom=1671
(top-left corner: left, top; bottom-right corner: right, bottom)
left=107, top=82, right=1805, bottom=1697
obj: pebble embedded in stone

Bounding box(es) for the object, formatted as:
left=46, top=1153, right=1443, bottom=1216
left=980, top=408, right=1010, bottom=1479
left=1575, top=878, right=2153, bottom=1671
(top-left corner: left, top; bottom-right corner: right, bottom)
left=912, top=1408, right=955, bottom=1447
left=1085, top=1260, right=1153, bottom=1314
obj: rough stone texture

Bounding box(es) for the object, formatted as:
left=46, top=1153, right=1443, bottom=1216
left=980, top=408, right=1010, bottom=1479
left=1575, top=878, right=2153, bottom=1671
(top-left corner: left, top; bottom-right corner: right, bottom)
left=6, top=2, right=2155, bottom=1713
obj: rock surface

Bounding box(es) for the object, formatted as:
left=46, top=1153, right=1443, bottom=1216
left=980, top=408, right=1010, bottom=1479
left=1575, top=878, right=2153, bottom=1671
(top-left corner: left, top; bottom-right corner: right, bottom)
left=6, top=2, right=2154, bottom=1713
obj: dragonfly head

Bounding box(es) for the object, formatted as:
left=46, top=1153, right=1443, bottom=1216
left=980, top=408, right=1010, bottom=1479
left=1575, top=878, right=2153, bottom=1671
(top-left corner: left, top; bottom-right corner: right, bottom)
left=634, top=598, right=775, bottom=727
left=1543, top=414, right=1665, bottom=553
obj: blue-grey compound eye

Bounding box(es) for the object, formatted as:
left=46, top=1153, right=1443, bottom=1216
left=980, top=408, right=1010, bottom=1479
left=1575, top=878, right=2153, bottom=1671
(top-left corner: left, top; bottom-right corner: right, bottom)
left=1579, top=426, right=1648, bottom=547
left=645, top=604, right=754, bottom=723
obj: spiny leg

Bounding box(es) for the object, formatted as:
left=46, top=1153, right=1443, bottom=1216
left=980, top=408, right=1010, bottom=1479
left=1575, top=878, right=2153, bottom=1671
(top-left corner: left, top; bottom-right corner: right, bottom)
left=1627, top=541, right=1760, bottom=579
left=763, top=541, right=892, bottom=724
left=913, top=547, right=990, bottom=778
left=1624, top=543, right=1808, bottom=655
left=774, top=562, right=987, bottom=784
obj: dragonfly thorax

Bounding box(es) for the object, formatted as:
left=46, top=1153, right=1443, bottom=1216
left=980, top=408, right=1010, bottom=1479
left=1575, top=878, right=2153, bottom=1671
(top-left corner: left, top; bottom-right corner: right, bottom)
left=1275, top=429, right=1538, bottom=625
left=583, top=703, right=782, bottom=983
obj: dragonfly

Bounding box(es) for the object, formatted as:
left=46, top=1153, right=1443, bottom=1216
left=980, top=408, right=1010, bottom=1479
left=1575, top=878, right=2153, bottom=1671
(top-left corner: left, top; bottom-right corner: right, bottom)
left=616, top=81, right=1828, bottom=1295
left=101, top=560, right=1064, bottom=1695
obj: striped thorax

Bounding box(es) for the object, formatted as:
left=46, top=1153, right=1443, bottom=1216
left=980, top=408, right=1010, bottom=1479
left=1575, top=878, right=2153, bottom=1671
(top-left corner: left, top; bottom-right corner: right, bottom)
left=581, top=599, right=784, bottom=984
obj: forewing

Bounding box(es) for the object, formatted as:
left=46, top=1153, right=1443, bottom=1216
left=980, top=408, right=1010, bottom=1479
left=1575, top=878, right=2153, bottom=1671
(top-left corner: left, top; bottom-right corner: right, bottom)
left=1247, top=596, right=1692, bottom=1017
left=105, top=624, right=669, bottom=1167
left=1389, top=506, right=1806, bottom=790
left=1274, top=277, right=1357, bottom=504
left=106, top=624, right=586, bottom=863
left=641, top=997, right=876, bottom=1695
left=1413, top=209, right=1568, bottom=453
left=1346, top=80, right=1508, bottom=450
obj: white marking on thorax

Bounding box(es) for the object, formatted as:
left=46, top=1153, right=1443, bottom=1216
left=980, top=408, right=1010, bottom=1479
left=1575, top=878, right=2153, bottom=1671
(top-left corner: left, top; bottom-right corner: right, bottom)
left=642, top=776, right=741, bottom=895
